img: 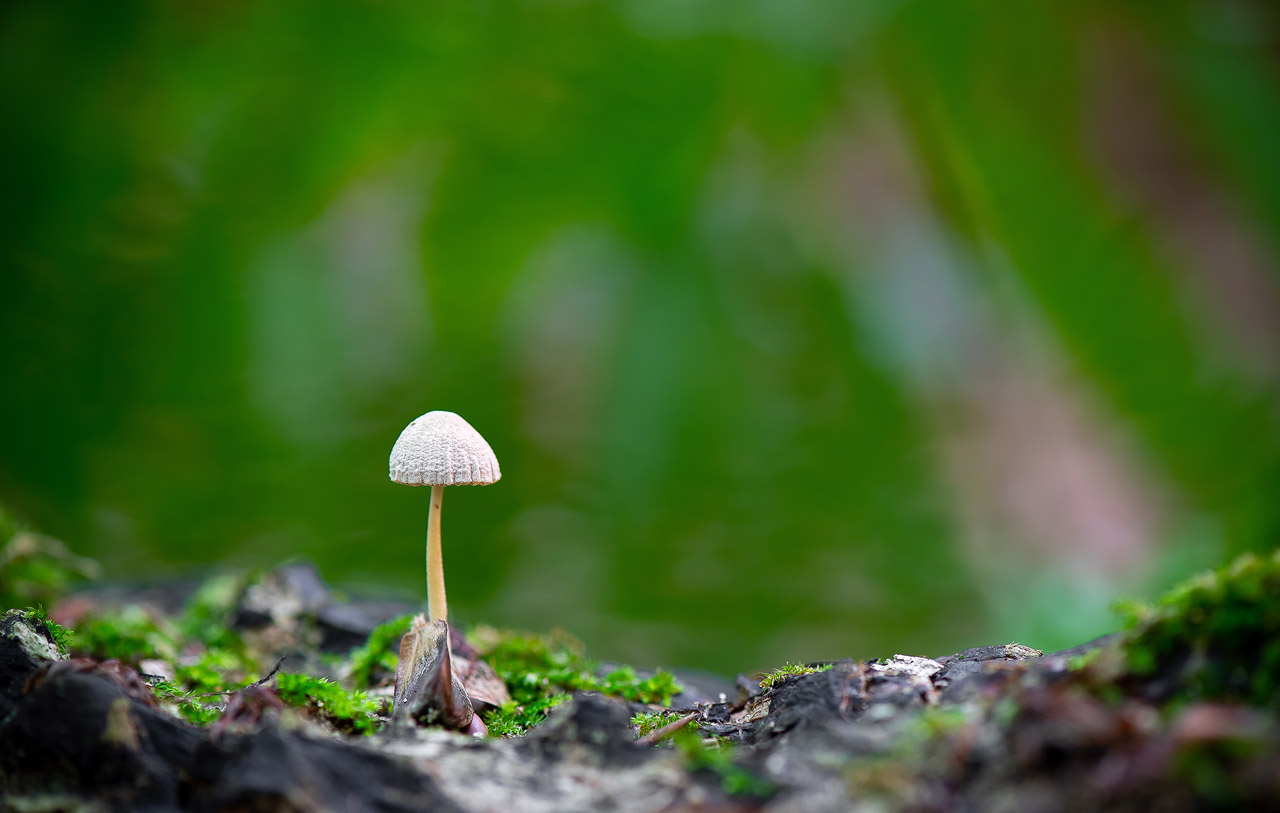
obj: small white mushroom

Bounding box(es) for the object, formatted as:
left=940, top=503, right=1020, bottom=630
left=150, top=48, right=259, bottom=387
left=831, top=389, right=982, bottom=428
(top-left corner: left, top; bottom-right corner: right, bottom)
left=389, top=411, right=500, bottom=623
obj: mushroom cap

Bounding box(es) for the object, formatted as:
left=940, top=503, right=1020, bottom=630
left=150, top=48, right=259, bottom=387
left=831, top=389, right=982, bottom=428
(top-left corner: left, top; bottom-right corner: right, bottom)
left=389, top=411, right=501, bottom=486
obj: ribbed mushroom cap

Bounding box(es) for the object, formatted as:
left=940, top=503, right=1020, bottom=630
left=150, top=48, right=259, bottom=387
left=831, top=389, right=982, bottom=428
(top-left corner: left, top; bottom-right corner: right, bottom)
left=389, top=411, right=501, bottom=486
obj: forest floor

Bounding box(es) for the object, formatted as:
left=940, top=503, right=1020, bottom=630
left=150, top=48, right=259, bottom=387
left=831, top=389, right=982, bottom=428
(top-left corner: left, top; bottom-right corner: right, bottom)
left=1, top=526, right=1278, bottom=812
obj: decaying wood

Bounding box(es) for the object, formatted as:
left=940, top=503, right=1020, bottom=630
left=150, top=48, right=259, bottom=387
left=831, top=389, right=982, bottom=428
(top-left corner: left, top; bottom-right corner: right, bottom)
left=2, top=577, right=1277, bottom=813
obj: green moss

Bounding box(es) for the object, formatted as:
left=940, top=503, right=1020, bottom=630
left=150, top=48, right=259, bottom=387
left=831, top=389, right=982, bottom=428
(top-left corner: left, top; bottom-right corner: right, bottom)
left=69, top=605, right=180, bottom=664
left=68, top=599, right=258, bottom=728
left=1120, top=549, right=1280, bottom=708
left=473, top=627, right=592, bottom=704
left=46, top=574, right=687, bottom=741
left=674, top=729, right=774, bottom=798
left=472, top=627, right=683, bottom=736
left=759, top=662, right=832, bottom=690
left=1173, top=737, right=1265, bottom=807
left=1066, top=649, right=1102, bottom=672
left=483, top=695, right=571, bottom=737
left=598, top=665, right=682, bottom=704
left=69, top=603, right=259, bottom=702
left=152, top=680, right=222, bottom=726
left=907, top=706, right=972, bottom=739
left=174, top=648, right=254, bottom=695
left=56, top=574, right=262, bottom=728
left=177, top=703, right=222, bottom=726
left=66, top=573, right=261, bottom=699
left=832, top=703, right=979, bottom=800
left=50, top=573, right=386, bottom=736
left=478, top=629, right=680, bottom=706
left=175, top=573, right=248, bottom=651
left=276, top=673, right=383, bottom=736
left=25, top=605, right=72, bottom=655
left=349, top=613, right=414, bottom=689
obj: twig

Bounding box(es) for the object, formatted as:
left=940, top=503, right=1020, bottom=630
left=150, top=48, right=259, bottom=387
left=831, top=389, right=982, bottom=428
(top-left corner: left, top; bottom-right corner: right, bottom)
left=249, top=654, right=291, bottom=688
left=192, top=654, right=293, bottom=697
left=638, top=712, right=698, bottom=746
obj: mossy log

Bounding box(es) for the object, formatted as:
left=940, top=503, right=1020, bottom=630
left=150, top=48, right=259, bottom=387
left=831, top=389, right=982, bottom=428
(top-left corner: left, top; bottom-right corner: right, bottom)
left=2, top=550, right=1279, bottom=812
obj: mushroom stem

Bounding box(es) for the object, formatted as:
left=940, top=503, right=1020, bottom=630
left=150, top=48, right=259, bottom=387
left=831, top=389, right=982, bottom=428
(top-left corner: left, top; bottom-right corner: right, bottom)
left=426, top=483, right=447, bottom=622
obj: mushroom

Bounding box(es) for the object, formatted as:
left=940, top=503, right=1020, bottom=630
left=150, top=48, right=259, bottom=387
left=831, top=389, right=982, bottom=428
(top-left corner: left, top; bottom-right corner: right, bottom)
left=388, top=410, right=501, bottom=623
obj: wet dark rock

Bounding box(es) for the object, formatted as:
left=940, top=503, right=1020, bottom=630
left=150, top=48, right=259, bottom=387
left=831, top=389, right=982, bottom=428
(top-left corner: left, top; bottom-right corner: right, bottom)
left=941, top=643, right=1043, bottom=664
left=317, top=599, right=415, bottom=653
left=704, top=701, right=734, bottom=724
left=234, top=562, right=330, bottom=629
left=230, top=604, right=274, bottom=629
left=865, top=674, right=933, bottom=709
left=748, top=661, right=867, bottom=745
left=669, top=668, right=737, bottom=709
left=0, top=609, right=62, bottom=718
left=1043, top=633, right=1121, bottom=663
left=56, top=580, right=202, bottom=624
left=189, top=725, right=463, bottom=813
left=26, top=657, right=162, bottom=709
left=0, top=666, right=202, bottom=808
left=0, top=616, right=459, bottom=813
left=735, top=673, right=765, bottom=705
left=934, top=659, right=1023, bottom=704
left=520, top=692, right=646, bottom=766
left=932, top=643, right=1043, bottom=704
left=274, top=563, right=332, bottom=612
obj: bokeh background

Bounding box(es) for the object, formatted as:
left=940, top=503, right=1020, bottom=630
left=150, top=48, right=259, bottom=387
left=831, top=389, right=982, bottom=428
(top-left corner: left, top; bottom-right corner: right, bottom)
left=2, top=0, right=1279, bottom=675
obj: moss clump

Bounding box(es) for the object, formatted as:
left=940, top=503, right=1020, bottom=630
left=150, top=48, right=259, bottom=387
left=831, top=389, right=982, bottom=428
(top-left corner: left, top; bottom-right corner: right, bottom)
left=1121, top=549, right=1280, bottom=708
left=174, top=573, right=249, bottom=651
left=62, top=573, right=263, bottom=726
left=38, top=569, right=688, bottom=741
left=275, top=673, right=383, bottom=735
left=171, top=573, right=260, bottom=693
left=348, top=613, right=414, bottom=689
left=70, top=605, right=181, bottom=664
left=472, top=627, right=683, bottom=736
left=68, top=576, right=260, bottom=697
left=596, top=664, right=682, bottom=704
left=484, top=695, right=571, bottom=737
left=759, top=662, right=832, bottom=690
left=174, top=647, right=255, bottom=695
left=60, top=574, right=391, bottom=733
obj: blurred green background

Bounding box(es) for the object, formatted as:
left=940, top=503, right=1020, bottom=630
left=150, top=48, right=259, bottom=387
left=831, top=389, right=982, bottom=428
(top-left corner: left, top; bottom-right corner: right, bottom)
left=2, top=0, right=1278, bottom=674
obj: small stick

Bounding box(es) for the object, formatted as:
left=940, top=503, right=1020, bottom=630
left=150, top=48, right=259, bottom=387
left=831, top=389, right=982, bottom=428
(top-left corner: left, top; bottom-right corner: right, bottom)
left=191, top=654, right=292, bottom=697
left=248, top=654, right=291, bottom=688
left=638, top=712, right=698, bottom=746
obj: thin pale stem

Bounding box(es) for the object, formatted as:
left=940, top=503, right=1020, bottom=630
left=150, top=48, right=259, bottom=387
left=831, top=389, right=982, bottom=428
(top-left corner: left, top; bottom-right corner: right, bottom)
left=426, top=484, right=447, bottom=622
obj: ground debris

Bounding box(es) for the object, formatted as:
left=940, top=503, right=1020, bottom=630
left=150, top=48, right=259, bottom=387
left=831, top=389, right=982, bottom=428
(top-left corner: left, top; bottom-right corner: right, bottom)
left=3, top=550, right=1280, bottom=811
